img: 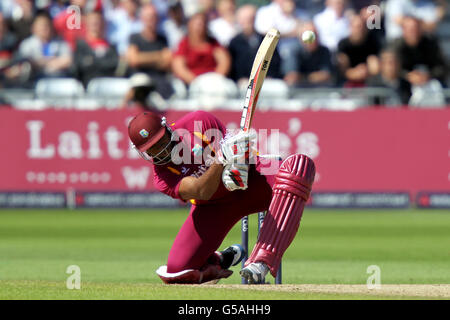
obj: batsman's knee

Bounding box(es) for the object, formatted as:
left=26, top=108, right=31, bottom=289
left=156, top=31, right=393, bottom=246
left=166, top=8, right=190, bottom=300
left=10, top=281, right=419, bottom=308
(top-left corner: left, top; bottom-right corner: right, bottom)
left=275, top=154, right=315, bottom=201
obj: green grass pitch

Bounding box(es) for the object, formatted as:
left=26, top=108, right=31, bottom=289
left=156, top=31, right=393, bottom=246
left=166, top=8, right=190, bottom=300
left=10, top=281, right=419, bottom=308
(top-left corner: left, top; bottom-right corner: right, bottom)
left=0, top=208, right=449, bottom=300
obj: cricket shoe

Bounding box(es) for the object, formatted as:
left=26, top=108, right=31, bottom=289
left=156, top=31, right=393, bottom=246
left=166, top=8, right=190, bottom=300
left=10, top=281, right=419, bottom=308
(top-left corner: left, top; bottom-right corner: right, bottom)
left=217, top=244, right=246, bottom=270
left=239, top=262, right=269, bottom=284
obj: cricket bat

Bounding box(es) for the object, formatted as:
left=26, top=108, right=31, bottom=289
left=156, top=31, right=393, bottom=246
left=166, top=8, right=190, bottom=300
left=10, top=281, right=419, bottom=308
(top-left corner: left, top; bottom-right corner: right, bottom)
left=240, top=28, right=280, bottom=131
left=240, top=30, right=280, bottom=284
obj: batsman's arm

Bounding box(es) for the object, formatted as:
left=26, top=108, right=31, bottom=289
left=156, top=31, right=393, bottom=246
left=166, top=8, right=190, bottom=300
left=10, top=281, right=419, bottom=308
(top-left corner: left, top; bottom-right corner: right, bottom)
left=178, top=163, right=224, bottom=201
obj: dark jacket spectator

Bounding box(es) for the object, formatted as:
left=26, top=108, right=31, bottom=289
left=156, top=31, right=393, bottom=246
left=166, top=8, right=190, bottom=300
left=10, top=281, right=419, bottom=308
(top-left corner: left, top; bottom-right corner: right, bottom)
left=337, top=15, right=381, bottom=86
left=6, top=0, right=34, bottom=43
left=0, top=12, right=19, bottom=87
left=228, top=33, right=282, bottom=82
left=367, top=48, right=411, bottom=105
left=0, top=12, right=17, bottom=67
left=121, top=72, right=159, bottom=112
left=284, top=21, right=333, bottom=87
left=394, top=16, right=447, bottom=87
left=126, top=4, right=173, bottom=98
left=228, top=4, right=281, bottom=83
left=74, top=11, right=119, bottom=87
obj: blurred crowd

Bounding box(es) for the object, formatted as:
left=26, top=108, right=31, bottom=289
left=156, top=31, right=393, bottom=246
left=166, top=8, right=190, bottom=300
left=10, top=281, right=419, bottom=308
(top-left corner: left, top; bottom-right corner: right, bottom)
left=0, top=0, right=448, bottom=107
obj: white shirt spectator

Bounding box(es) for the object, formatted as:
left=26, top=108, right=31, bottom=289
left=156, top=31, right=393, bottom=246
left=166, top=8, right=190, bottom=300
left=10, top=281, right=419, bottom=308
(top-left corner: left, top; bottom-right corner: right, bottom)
left=209, top=17, right=239, bottom=47
left=313, top=6, right=350, bottom=52
left=0, top=0, right=16, bottom=18
left=19, top=35, right=71, bottom=60
left=106, top=8, right=142, bottom=56
left=254, top=1, right=299, bottom=36
left=163, top=19, right=186, bottom=50
left=385, top=0, right=439, bottom=41
left=18, top=35, right=71, bottom=75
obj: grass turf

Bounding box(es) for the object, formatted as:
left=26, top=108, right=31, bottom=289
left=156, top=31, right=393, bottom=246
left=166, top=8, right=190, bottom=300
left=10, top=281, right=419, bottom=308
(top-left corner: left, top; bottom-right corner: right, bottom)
left=0, top=209, right=448, bottom=299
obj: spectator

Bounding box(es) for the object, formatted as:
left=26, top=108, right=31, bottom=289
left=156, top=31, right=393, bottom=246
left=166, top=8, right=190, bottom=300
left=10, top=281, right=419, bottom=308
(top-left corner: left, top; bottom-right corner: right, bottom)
left=254, top=0, right=305, bottom=63
left=178, top=0, right=217, bottom=20
left=18, top=11, right=72, bottom=80
left=106, top=0, right=142, bottom=56
left=284, top=21, right=333, bottom=87
left=313, top=0, right=351, bottom=52
left=47, top=0, right=69, bottom=19
left=255, top=0, right=304, bottom=37
left=126, top=4, right=173, bottom=98
left=349, top=0, right=376, bottom=11
left=6, top=0, right=34, bottom=43
left=199, top=0, right=219, bottom=21
left=295, top=0, right=326, bottom=17
left=394, top=16, right=447, bottom=87
left=73, top=10, right=119, bottom=87
left=228, top=5, right=282, bottom=85
left=337, top=15, right=381, bottom=86
left=162, top=0, right=187, bottom=50
left=53, top=0, right=88, bottom=50
left=359, top=2, right=385, bottom=49
left=0, top=12, right=17, bottom=67
left=103, top=0, right=122, bottom=37
left=385, top=0, right=446, bottom=41
left=367, top=47, right=412, bottom=105
left=103, top=0, right=121, bottom=14
left=0, top=11, right=22, bottom=87
left=209, top=0, right=239, bottom=47
left=0, top=0, right=16, bottom=18
left=172, top=11, right=231, bottom=85
left=122, top=72, right=159, bottom=111
left=148, top=0, right=171, bottom=22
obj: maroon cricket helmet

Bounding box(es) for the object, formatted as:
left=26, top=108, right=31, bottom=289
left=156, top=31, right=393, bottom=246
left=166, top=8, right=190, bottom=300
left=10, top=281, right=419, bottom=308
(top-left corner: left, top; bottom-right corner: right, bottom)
left=128, top=112, right=166, bottom=152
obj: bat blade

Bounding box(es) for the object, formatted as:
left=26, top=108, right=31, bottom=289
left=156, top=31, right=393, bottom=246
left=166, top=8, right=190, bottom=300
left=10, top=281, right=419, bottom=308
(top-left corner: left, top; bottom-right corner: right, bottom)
left=240, top=28, right=280, bottom=131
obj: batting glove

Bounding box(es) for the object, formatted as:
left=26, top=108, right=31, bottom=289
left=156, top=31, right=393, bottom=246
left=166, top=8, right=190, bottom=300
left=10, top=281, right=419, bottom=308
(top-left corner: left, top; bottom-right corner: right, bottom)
left=222, top=163, right=249, bottom=191
left=218, top=130, right=256, bottom=165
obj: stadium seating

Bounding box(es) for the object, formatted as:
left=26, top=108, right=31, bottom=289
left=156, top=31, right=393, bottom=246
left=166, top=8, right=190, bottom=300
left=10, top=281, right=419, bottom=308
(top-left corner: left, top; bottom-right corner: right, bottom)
left=86, top=77, right=130, bottom=109
left=35, top=78, right=84, bottom=99
left=35, top=78, right=85, bottom=109
left=189, top=72, right=240, bottom=109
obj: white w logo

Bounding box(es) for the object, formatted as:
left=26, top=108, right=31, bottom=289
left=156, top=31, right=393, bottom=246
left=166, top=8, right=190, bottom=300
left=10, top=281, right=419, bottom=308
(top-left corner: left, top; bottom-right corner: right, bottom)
left=121, top=166, right=150, bottom=189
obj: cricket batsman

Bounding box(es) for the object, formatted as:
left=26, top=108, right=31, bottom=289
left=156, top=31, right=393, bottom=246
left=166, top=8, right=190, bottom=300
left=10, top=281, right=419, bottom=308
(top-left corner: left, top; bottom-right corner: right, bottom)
left=128, top=110, right=315, bottom=284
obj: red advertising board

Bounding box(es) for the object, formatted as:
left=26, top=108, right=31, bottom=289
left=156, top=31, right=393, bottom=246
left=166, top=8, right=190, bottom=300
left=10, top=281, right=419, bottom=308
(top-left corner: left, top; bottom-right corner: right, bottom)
left=0, top=108, right=448, bottom=200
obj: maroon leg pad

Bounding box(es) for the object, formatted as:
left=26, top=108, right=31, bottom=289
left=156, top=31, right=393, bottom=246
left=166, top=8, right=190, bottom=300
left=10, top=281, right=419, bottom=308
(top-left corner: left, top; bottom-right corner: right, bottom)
left=245, top=154, right=315, bottom=277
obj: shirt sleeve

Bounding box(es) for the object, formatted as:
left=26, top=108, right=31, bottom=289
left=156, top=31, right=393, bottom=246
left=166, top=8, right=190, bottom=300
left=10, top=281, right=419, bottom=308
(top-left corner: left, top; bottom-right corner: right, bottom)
left=128, top=34, right=139, bottom=47
left=153, top=167, right=183, bottom=200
